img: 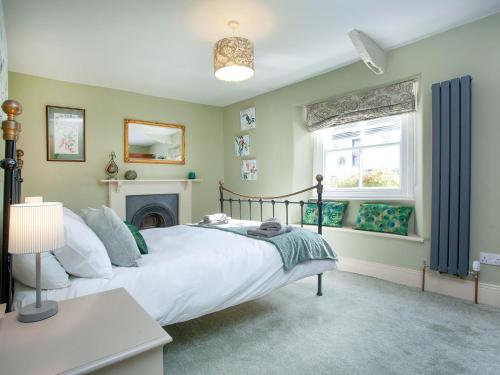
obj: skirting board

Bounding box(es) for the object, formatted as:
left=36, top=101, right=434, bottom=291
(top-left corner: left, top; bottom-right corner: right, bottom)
left=337, top=257, right=500, bottom=308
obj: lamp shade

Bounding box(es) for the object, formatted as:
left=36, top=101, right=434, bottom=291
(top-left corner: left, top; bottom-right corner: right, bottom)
left=8, top=202, right=65, bottom=254
left=214, top=36, right=254, bottom=82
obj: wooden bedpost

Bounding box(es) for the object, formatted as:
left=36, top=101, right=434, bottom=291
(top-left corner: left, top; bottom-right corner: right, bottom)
left=219, top=180, right=224, bottom=213
left=1, top=99, right=22, bottom=312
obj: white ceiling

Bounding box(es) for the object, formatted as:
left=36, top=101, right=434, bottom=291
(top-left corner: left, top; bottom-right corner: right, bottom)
left=4, top=0, right=500, bottom=107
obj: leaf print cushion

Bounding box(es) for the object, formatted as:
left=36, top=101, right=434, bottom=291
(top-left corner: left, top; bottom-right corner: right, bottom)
left=303, top=201, right=347, bottom=228
left=354, top=203, right=413, bottom=236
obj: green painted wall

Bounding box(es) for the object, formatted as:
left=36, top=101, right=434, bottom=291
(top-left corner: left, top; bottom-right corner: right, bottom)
left=222, top=13, right=500, bottom=285
left=8, top=72, right=224, bottom=221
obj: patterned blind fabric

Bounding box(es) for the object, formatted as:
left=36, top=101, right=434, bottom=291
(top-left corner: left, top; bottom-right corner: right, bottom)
left=305, top=80, right=417, bottom=132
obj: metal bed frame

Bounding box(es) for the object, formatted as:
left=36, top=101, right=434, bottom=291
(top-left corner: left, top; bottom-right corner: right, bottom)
left=219, top=174, right=326, bottom=296
left=0, top=100, right=24, bottom=312
left=0, top=99, right=328, bottom=310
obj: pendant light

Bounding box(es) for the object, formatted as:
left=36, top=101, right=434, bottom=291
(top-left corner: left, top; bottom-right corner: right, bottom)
left=214, top=20, right=254, bottom=82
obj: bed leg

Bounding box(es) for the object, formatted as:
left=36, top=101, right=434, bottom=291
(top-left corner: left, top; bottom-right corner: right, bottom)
left=317, top=273, right=323, bottom=296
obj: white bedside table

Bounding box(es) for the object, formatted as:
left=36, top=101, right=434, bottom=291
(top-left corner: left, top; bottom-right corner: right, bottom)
left=0, top=288, right=172, bottom=375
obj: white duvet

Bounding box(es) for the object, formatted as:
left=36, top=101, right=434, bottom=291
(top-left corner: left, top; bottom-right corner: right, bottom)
left=14, top=222, right=336, bottom=326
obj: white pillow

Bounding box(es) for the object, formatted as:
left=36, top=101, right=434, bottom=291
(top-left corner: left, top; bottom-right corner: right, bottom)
left=13, top=252, right=70, bottom=289
left=63, top=207, right=85, bottom=224
left=53, top=210, right=113, bottom=278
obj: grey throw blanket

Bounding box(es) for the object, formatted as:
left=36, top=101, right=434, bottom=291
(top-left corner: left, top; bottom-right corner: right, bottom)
left=194, top=224, right=337, bottom=271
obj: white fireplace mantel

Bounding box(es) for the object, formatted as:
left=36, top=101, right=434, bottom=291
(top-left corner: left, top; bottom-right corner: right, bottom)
left=99, top=179, right=203, bottom=193
left=99, top=179, right=203, bottom=224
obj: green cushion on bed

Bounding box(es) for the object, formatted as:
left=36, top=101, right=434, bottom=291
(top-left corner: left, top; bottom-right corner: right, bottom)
left=354, top=203, right=413, bottom=236
left=124, top=222, right=148, bottom=255
left=303, top=201, right=347, bottom=227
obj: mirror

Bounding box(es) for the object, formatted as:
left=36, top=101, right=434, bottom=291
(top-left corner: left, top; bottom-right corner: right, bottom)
left=124, top=119, right=185, bottom=164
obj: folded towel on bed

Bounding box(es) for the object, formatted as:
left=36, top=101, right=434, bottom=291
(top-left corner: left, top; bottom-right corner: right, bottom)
left=195, top=225, right=336, bottom=271
left=247, top=225, right=292, bottom=238
left=200, top=213, right=228, bottom=225
left=260, top=217, right=282, bottom=231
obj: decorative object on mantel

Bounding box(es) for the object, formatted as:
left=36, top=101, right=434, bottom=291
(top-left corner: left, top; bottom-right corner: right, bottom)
left=46, top=105, right=85, bottom=161
left=234, top=135, right=250, bottom=156
left=214, top=20, right=254, bottom=82
left=105, top=151, right=119, bottom=179
left=124, top=170, right=137, bottom=180
left=241, top=159, right=257, bottom=181
left=188, top=171, right=196, bottom=179
left=240, top=107, right=256, bottom=130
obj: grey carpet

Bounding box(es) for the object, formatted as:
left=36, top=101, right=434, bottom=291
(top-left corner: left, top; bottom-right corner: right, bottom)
left=163, top=271, right=500, bottom=375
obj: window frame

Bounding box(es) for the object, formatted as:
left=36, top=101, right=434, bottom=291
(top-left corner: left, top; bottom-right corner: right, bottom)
left=313, top=113, right=415, bottom=200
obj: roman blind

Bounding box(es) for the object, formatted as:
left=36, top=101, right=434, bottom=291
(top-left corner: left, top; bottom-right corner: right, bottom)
left=305, top=79, right=417, bottom=132
left=430, top=76, right=471, bottom=276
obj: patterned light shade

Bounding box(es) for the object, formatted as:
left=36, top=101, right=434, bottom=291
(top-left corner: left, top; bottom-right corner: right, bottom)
left=8, top=202, right=65, bottom=254
left=214, top=36, right=254, bottom=82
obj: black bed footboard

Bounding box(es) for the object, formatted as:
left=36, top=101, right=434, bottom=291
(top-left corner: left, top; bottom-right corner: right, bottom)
left=218, top=175, right=326, bottom=296
left=219, top=174, right=324, bottom=235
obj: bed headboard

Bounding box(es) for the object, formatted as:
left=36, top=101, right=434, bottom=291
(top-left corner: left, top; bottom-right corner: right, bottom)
left=0, top=99, right=23, bottom=312
left=218, top=174, right=324, bottom=235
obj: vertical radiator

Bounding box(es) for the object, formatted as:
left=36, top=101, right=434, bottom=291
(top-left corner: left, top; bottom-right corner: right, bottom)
left=430, top=76, right=471, bottom=276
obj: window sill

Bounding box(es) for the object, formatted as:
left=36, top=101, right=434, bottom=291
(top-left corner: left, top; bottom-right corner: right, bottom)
left=293, top=224, right=425, bottom=243
left=320, top=195, right=415, bottom=202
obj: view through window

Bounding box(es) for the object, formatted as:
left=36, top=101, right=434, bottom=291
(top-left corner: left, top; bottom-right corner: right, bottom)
left=314, top=114, right=413, bottom=199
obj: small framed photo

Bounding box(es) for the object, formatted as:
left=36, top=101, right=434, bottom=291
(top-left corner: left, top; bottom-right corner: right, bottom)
left=46, top=105, right=85, bottom=162
left=240, top=107, right=256, bottom=130
left=234, top=135, right=250, bottom=157
left=241, top=159, right=257, bottom=181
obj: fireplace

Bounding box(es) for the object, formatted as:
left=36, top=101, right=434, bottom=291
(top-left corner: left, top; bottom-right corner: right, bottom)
left=126, top=194, right=178, bottom=229
left=102, top=179, right=197, bottom=225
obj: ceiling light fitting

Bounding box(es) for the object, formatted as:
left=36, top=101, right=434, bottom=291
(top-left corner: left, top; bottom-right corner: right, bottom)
left=214, top=20, right=254, bottom=82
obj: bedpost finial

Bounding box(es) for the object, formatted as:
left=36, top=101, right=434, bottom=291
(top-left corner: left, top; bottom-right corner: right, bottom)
left=219, top=180, right=224, bottom=187
left=2, top=100, right=22, bottom=141
left=2, top=100, right=22, bottom=120
left=315, top=174, right=323, bottom=198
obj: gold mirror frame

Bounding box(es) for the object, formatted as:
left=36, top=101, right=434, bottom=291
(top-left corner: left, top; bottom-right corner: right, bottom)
left=124, top=119, right=186, bottom=164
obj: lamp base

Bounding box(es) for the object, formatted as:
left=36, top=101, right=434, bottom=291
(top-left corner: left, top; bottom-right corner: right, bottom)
left=17, top=300, right=58, bottom=323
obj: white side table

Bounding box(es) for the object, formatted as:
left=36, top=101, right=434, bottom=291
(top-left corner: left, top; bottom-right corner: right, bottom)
left=0, top=288, right=172, bottom=375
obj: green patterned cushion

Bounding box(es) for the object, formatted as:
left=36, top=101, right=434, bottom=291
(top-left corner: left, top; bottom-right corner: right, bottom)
left=124, top=222, right=148, bottom=255
left=303, top=201, right=347, bottom=228
left=354, top=204, right=413, bottom=236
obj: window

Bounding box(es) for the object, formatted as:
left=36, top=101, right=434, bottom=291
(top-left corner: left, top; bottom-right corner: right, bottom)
left=313, top=114, right=414, bottom=199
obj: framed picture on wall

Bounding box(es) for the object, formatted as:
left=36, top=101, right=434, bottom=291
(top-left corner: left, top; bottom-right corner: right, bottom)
left=241, top=159, right=257, bottom=181
left=240, top=107, right=255, bottom=130
left=46, top=105, right=86, bottom=161
left=234, top=135, right=250, bottom=157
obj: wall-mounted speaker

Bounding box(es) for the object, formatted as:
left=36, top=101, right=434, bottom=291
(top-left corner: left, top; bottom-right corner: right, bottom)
left=348, top=29, right=387, bottom=75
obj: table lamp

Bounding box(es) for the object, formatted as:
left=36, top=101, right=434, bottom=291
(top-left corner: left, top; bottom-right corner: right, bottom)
left=9, top=202, right=65, bottom=323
